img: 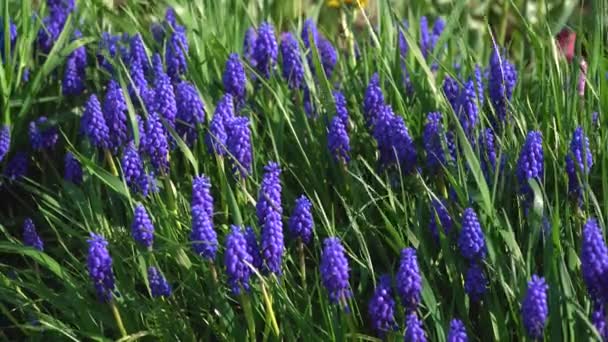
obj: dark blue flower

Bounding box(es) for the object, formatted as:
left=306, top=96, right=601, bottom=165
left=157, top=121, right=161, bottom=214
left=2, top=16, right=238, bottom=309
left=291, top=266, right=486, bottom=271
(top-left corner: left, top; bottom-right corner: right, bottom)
left=0, top=125, right=10, bottom=162
left=516, top=131, right=543, bottom=195
left=258, top=162, right=284, bottom=275
left=103, top=80, right=129, bottom=150
left=333, top=90, right=349, bottom=127
left=301, top=19, right=319, bottom=53
left=131, top=204, right=154, bottom=248
left=443, top=75, right=459, bottom=111
left=23, top=218, right=43, bottom=251
left=97, top=32, right=120, bottom=73
left=4, top=152, right=29, bottom=180
left=320, top=237, right=351, bottom=304
left=175, top=81, right=205, bottom=145
left=86, top=233, right=115, bottom=302
left=429, top=199, right=452, bottom=240
left=223, top=53, right=247, bottom=101
left=364, top=73, right=385, bottom=128
left=192, top=175, right=213, bottom=218
left=190, top=205, right=218, bottom=261
left=456, top=79, right=479, bottom=136
left=121, top=142, right=151, bottom=196
left=152, top=56, right=177, bottom=127
left=581, top=218, right=608, bottom=302
left=166, top=28, right=188, bottom=81
left=303, top=86, right=317, bottom=118
left=566, top=126, right=593, bottom=200
left=129, top=33, right=149, bottom=73
left=128, top=59, right=151, bottom=107
left=404, top=312, right=427, bottom=342
left=29, top=116, right=58, bottom=150
left=397, top=247, right=422, bottom=309
left=147, top=266, right=171, bottom=298
left=478, top=128, right=497, bottom=181
left=328, top=115, right=350, bottom=164
left=368, top=275, right=397, bottom=334
left=288, top=195, right=313, bottom=244
left=373, top=105, right=417, bottom=172
left=62, top=56, right=86, bottom=96
left=244, top=226, right=263, bottom=270
left=488, top=45, right=517, bottom=124
left=206, top=94, right=234, bottom=155
left=318, top=37, right=337, bottom=78
left=144, top=113, right=170, bottom=174
left=224, top=225, right=253, bottom=295
left=464, top=263, right=487, bottom=302
left=280, top=33, right=304, bottom=90
left=0, top=17, right=17, bottom=58
left=226, top=116, right=252, bottom=177
left=423, top=112, right=447, bottom=173
left=521, top=275, right=549, bottom=339
left=243, top=27, right=257, bottom=67
left=458, top=208, right=486, bottom=261
left=447, top=319, right=468, bottom=342
left=591, top=303, right=608, bottom=340
left=253, top=22, right=278, bottom=79
left=81, top=94, right=110, bottom=149
left=64, top=152, right=83, bottom=184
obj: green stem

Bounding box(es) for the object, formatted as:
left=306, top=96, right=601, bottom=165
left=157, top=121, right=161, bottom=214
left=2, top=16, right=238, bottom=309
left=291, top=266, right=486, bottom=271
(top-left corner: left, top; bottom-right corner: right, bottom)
left=110, top=301, right=128, bottom=338
left=298, top=240, right=306, bottom=287
left=163, top=176, right=177, bottom=213
left=104, top=149, right=119, bottom=177
left=261, top=281, right=279, bottom=337
left=209, top=262, right=219, bottom=285
left=339, top=8, right=355, bottom=67
left=240, top=293, right=256, bottom=342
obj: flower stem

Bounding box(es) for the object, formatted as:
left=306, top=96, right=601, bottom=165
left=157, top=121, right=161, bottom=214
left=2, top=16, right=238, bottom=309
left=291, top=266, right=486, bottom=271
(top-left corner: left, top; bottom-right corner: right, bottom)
left=163, top=176, right=177, bottom=213
left=104, top=149, right=119, bottom=177
left=110, top=301, right=127, bottom=338
left=240, top=293, right=256, bottom=342
left=261, top=281, right=279, bottom=337
left=209, top=262, right=219, bottom=285
left=297, top=240, right=306, bottom=287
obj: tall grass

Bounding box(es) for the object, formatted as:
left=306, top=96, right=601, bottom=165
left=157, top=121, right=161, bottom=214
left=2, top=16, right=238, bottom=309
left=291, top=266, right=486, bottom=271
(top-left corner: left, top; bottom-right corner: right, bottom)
left=1, top=0, right=607, bottom=340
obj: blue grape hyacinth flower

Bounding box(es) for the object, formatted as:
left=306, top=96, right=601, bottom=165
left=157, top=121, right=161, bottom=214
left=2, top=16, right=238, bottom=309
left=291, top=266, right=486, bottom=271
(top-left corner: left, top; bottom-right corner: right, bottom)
left=320, top=237, right=352, bottom=305
left=148, top=266, right=172, bottom=298
left=521, top=275, right=549, bottom=339
left=87, top=233, right=115, bottom=302
left=23, top=218, right=44, bottom=251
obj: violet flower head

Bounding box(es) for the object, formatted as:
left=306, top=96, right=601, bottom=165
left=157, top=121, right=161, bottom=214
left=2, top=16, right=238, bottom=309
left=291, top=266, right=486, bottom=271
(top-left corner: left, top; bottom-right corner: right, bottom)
left=166, top=28, right=188, bottom=81
left=303, top=86, right=317, bottom=118
left=62, top=57, right=86, bottom=96
left=396, top=247, right=422, bottom=309
left=447, top=319, right=468, bottom=342
left=288, top=195, right=313, bottom=244
left=190, top=205, right=218, bottom=260
left=478, top=128, right=497, bottom=181
left=224, top=225, right=254, bottom=295
left=206, top=94, right=234, bottom=155
left=398, top=20, right=409, bottom=57
left=97, top=32, right=120, bottom=73
left=175, top=81, right=206, bottom=145
left=81, top=94, right=110, bottom=149
left=565, top=126, right=593, bottom=199
left=223, top=53, right=247, bottom=101
left=301, top=19, right=319, bottom=53
left=29, top=116, right=58, bottom=150
left=121, top=142, right=150, bottom=196
left=0, top=125, right=10, bottom=162
left=103, top=80, right=129, bottom=150
left=320, top=237, right=352, bottom=305
left=404, top=312, right=427, bottom=342
left=144, top=113, right=170, bottom=174
left=591, top=303, right=608, bottom=340
left=64, top=152, right=83, bottom=185
left=458, top=208, right=487, bottom=261
left=226, top=116, right=253, bottom=177
left=581, top=218, right=608, bottom=301
left=443, top=75, right=460, bottom=111
left=474, top=65, right=484, bottom=106
left=516, top=131, right=544, bottom=195
left=363, top=73, right=385, bottom=128
left=368, top=275, right=398, bottom=335
left=23, top=218, right=44, bottom=251
left=131, top=204, right=154, bottom=248
left=423, top=112, right=447, bottom=173
left=429, top=199, right=452, bottom=240
left=456, top=79, right=479, bottom=136
left=243, top=27, right=257, bottom=67
left=253, top=22, right=278, bottom=79
left=148, top=266, right=171, bottom=298
left=333, top=90, right=349, bottom=126
left=152, top=60, right=177, bottom=127
left=488, top=45, right=517, bottom=124
left=244, top=226, right=263, bottom=270
left=318, top=37, right=337, bottom=78
left=373, top=105, right=417, bottom=172
left=86, top=233, right=115, bottom=302
left=129, top=34, right=149, bottom=73
left=192, top=175, right=213, bottom=218
left=128, top=59, right=151, bottom=107
left=280, top=32, right=304, bottom=90
left=4, top=152, right=29, bottom=180
left=521, top=275, right=549, bottom=339
left=0, top=18, right=17, bottom=57
left=464, top=263, right=487, bottom=302
left=258, top=162, right=284, bottom=275
left=328, top=115, right=350, bottom=164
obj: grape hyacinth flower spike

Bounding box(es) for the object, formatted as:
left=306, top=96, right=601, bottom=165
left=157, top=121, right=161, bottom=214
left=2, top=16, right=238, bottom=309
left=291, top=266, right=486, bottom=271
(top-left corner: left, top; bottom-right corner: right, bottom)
left=103, top=80, right=128, bottom=151
left=447, top=319, right=468, bottom=342
left=404, top=312, right=427, bottom=342
left=397, top=247, right=422, bottom=309
left=223, top=53, right=247, bottom=102
left=320, top=237, right=352, bottom=307
left=581, top=218, right=608, bottom=302
left=226, top=116, right=253, bottom=178
left=368, top=275, right=397, bottom=335
left=23, top=218, right=44, bottom=251
left=148, top=267, right=171, bottom=298
left=131, top=204, right=155, bottom=248
left=64, top=152, right=83, bottom=185
left=288, top=195, right=313, bottom=245
left=521, top=275, right=549, bottom=339
left=0, top=125, right=10, bottom=162
left=516, top=131, right=543, bottom=196
left=29, top=116, right=58, bottom=151
left=224, top=225, right=253, bottom=295
left=253, top=22, right=278, bottom=79
left=206, top=94, right=234, bottom=156
left=190, top=205, right=218, bottom=261
left=279, top=32, right=304, bottom=90
left=86, top=233, right=115, bottom=302
left=257, top=162, right=284, bottom=275
left=458, top=208, right=487, bottom=261
left=565, top=126, right=593, bottom=202
left=175, top=81, right=206, bottom=145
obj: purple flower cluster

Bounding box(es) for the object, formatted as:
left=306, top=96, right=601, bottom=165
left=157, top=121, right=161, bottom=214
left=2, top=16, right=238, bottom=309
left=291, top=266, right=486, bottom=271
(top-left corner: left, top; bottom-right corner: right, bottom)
left=464, top=263, right=487, bottom=302
left=516, top=131, right=543, bottom=195
left=29, top=116, right=58, bottom=150
left=190, top=205, right=218, bottom=260
left=224, top=225, right=254, bottom=294
left=458, top=208, right=486, bottom=261
left=254, top=22, right=278, bottom=79
left=397, top=247, right=422, bottom=309
left=0, top=125, right=10, bottom=162
left=447, top=319, right=468, bottom=342
left=320, top=237, right=351, bottom=305
left=565, top=127, right=593, bottom=200
left=288, top=195, right=313, bottom=244
left=363, top=73, right=385, bottom=128
left=423, top=112, right=448, bottom=173
left=488, top=45, right=517, bottom=124
left=23, top=218, right=44, bottom=251
left=64, top=152, right=83, bottom=184
left=37, top=0, right=75, bottom=54
left=121, top=142, right=151, bottom=196
left=62, top=31, right=87, bottom=96
left=257, top=162, right=284, bottom=275
left=328, top=91, right=351, bottom=164
left=456, top=79, right=479, bottom=136
left=368, top=275, right=397, bottom=334
left=206, top=94, right=234, bottom=155
left=152, top=56, right=177, bottom=127
left=81, top=95, right=110, bottom=149
left=0, top=17, right=17, bottom=58
left=280, top=33, right=304, bottom=90
left=478, top=128, right=497, bottom=181
left=5, top=152, right=29, bottom=180
left=103, top=80, right=129, bottom=151
left=192, top=175, right=214, bottom=218
left=521, top=275, right=548, bottom=339
left=404, top=312, right=427, bottom=342
left=166, top=25, right=189, bottom=81
left=429, top=199, right=452, bottom=240
left=223, top=53, right=247, bottom=101
left=131, top=204, right=155, bottom=248
left=443, top=75, right=460, bottom=111
left=86, top=233, right=115, bottom=302
left=226, top=116, right=253, bottom=177
left=318, top=37, right=337, bottom=78
left=243, top=27, right=257, bottom=67
left=373, top=104, right=417, bottom=172
left=419, top=16, right=445, bottom=59
left=245, top=227, right=263, bottom=270
left=144, top=113, right=170, bottom=174
left=148, top=266, right=172, bottom=298
left=175, top=81, right=206, bottom=145
left=581, top=218, right=608, bottom=302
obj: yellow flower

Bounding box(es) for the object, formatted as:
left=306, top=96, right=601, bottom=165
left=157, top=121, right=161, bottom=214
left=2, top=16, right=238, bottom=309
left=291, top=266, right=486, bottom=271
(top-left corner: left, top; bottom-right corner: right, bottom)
left=326, top=0, right=368, bottom=8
